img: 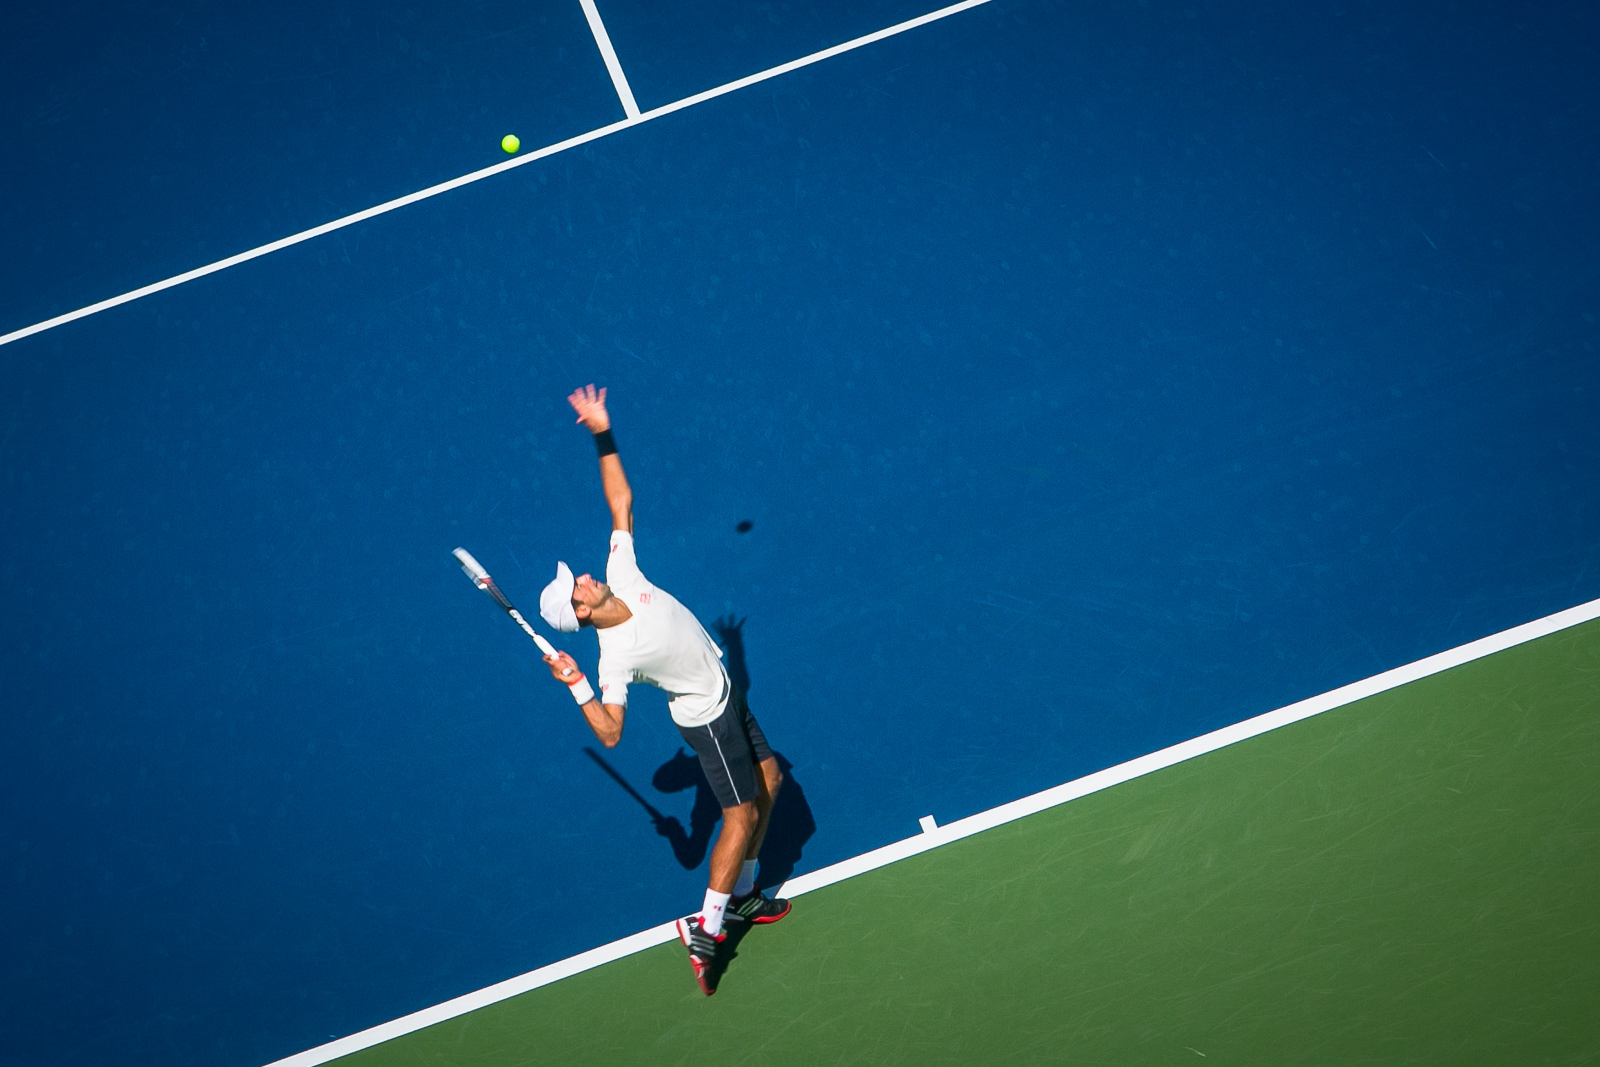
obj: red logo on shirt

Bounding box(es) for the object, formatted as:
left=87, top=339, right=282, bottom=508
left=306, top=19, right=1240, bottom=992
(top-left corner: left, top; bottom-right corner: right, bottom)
left=638, top=592, right=652, bottom=604
left=610, top=543, right=618, bottom=553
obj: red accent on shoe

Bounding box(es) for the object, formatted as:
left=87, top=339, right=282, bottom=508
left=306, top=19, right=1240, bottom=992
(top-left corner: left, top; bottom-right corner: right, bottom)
left=730, top=892, right=792, bottom=924
left=689, top=955, right=716, bottom=996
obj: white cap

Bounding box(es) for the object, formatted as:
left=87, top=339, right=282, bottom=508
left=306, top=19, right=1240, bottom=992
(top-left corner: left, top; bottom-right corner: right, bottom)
left=539, top=562, right=580, bottom=633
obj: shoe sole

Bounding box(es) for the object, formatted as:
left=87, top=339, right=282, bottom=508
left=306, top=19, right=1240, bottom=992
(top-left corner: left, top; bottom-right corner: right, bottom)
left=751, top=898, right=791, bottom=924
left=729, top=898, right=792, bottom=925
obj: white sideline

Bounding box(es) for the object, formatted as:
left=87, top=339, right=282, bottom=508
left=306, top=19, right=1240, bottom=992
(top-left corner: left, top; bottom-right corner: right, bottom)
left=0, top=0, right=994, bottom=351
left=263, top=594, right=1600, bottom=1067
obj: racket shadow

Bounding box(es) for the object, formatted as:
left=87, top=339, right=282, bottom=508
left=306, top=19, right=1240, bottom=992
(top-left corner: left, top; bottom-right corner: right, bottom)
left=581, top=746, right=713, bottom=871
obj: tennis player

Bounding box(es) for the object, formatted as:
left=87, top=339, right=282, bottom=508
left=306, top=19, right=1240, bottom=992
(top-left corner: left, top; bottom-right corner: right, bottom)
left=537, top=384, right=789, bottom=995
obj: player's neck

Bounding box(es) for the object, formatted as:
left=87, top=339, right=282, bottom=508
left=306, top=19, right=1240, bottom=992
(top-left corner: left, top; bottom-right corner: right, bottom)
left=589, top=600, right=634, bottom=629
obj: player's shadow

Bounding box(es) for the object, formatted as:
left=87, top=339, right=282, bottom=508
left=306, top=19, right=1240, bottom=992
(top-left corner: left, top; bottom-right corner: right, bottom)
left=649, top=748, right=813, bottom=886
left=648, top=750, right=722, bottom=869
left=647, top=616, right=817, bottom=885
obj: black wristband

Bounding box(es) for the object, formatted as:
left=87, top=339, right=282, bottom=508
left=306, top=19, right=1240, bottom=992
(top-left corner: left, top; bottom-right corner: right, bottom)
left=593, top=429, right=618, bottom=457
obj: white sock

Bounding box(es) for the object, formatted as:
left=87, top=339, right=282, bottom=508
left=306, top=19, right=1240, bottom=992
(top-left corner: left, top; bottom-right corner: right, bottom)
left=700, top=889, right=731, bottom=937
left=733, top=859, right=758, bottom=899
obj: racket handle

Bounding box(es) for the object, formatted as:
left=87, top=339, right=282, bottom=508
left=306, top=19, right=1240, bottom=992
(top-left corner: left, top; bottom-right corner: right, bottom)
left=530, top=631, right=576, bottom=677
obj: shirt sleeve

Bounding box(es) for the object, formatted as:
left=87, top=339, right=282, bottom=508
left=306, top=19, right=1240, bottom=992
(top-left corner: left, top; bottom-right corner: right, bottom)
left=606, top=530, right=647, bottom=592
left=597, top=665, right=629, bottom=709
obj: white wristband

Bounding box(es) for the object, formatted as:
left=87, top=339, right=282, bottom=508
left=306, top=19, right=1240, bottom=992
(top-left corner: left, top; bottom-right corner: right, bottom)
left=568, top=677, right=595, bottom=705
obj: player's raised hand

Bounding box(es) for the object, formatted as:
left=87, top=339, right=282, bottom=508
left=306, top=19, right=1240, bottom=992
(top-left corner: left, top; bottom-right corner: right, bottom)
left=567, top=384, right=610, bottom=433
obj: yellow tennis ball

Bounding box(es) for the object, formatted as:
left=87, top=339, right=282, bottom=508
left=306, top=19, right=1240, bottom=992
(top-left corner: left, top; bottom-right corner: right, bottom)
left=501, top=134, right=520, bottom=154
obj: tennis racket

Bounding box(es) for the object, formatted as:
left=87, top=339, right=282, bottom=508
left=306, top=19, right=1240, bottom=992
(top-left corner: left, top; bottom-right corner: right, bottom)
left=452, top=547, right=575, bottom=678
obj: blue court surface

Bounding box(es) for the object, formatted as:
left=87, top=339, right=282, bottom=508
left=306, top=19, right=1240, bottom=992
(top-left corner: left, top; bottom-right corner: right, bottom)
left=2, top=1, right=1597, bottom=1065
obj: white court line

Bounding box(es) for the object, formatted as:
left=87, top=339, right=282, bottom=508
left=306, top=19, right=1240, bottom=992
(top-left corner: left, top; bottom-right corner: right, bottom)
left=262, top=594, right=1600, bottom=1067
left=0, top=0, right=994, bottom=351
left=578, top=0, right=640, bottom=120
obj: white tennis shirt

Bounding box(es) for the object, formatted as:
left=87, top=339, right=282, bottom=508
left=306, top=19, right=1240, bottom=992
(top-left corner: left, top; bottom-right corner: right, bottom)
left=595, top=531, right=731, bottom=728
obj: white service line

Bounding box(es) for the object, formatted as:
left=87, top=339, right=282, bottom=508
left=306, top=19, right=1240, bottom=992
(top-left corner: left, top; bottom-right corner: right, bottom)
left=0, top=117, right=629, bottom=351
left=0, top=0, right=995, bottom=351
left=578, top=0, right=640, bottom=120
left=261, top=594, right=1600, bottom=1067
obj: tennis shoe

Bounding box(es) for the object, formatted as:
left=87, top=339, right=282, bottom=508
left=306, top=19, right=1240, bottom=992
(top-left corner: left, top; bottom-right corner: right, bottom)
left=675, top=915, right=724, bottom=996
left=727, top=891, right=791, bottom=925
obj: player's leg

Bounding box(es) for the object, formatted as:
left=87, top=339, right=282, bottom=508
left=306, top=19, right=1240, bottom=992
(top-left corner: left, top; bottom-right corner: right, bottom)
left=708, top=799, right=758, bottom=893
left=725, top=691, right=791, bottom=924
left=745, top=755, right=782, bottom=861
left=729, top=685, right=782, bottom=862
left=673, top=705, right=766, bottom=993
left=681, top=701, right=762, bottom=904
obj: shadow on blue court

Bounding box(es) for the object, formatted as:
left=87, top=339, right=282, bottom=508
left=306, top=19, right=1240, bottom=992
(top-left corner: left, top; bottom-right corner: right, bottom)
left=1, top=0, right=1597, bottom=1065
left=576, top=613, right=819, bottom=883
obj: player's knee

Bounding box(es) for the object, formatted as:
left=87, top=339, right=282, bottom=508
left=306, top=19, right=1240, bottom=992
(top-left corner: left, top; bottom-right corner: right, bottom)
left=725, top=800, right=759, bottom=832
left=757, top=777, right=781, bottom=810
left=760, top=758, right=783, bottom=793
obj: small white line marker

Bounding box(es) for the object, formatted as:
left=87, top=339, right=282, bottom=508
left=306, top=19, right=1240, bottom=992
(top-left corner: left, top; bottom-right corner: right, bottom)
left=260, top=593, right=1600, bottom=1067
left=0, top=0, right=994, bottom=350
left=578, top=0, right=641, bottom=120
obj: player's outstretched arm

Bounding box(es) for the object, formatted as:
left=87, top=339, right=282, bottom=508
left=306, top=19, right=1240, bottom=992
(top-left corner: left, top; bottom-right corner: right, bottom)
left=545, top=650, right=626, bottom=746
left=567, top=384, right=632, bottom=534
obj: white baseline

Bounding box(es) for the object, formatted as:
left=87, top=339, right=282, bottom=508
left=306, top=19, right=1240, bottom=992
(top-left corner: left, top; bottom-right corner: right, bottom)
left=262, top=594, right=1600, bottom=1067
left=0, top=0, right=994, bottom=351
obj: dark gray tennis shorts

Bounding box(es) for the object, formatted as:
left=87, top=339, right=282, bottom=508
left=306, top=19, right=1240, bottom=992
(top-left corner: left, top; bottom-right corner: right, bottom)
left=675, top=686, right=773, bottom=810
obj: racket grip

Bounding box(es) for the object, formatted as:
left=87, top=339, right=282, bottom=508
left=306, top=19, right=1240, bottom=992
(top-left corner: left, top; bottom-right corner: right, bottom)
left=533, top=634, right=575, bottom=676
